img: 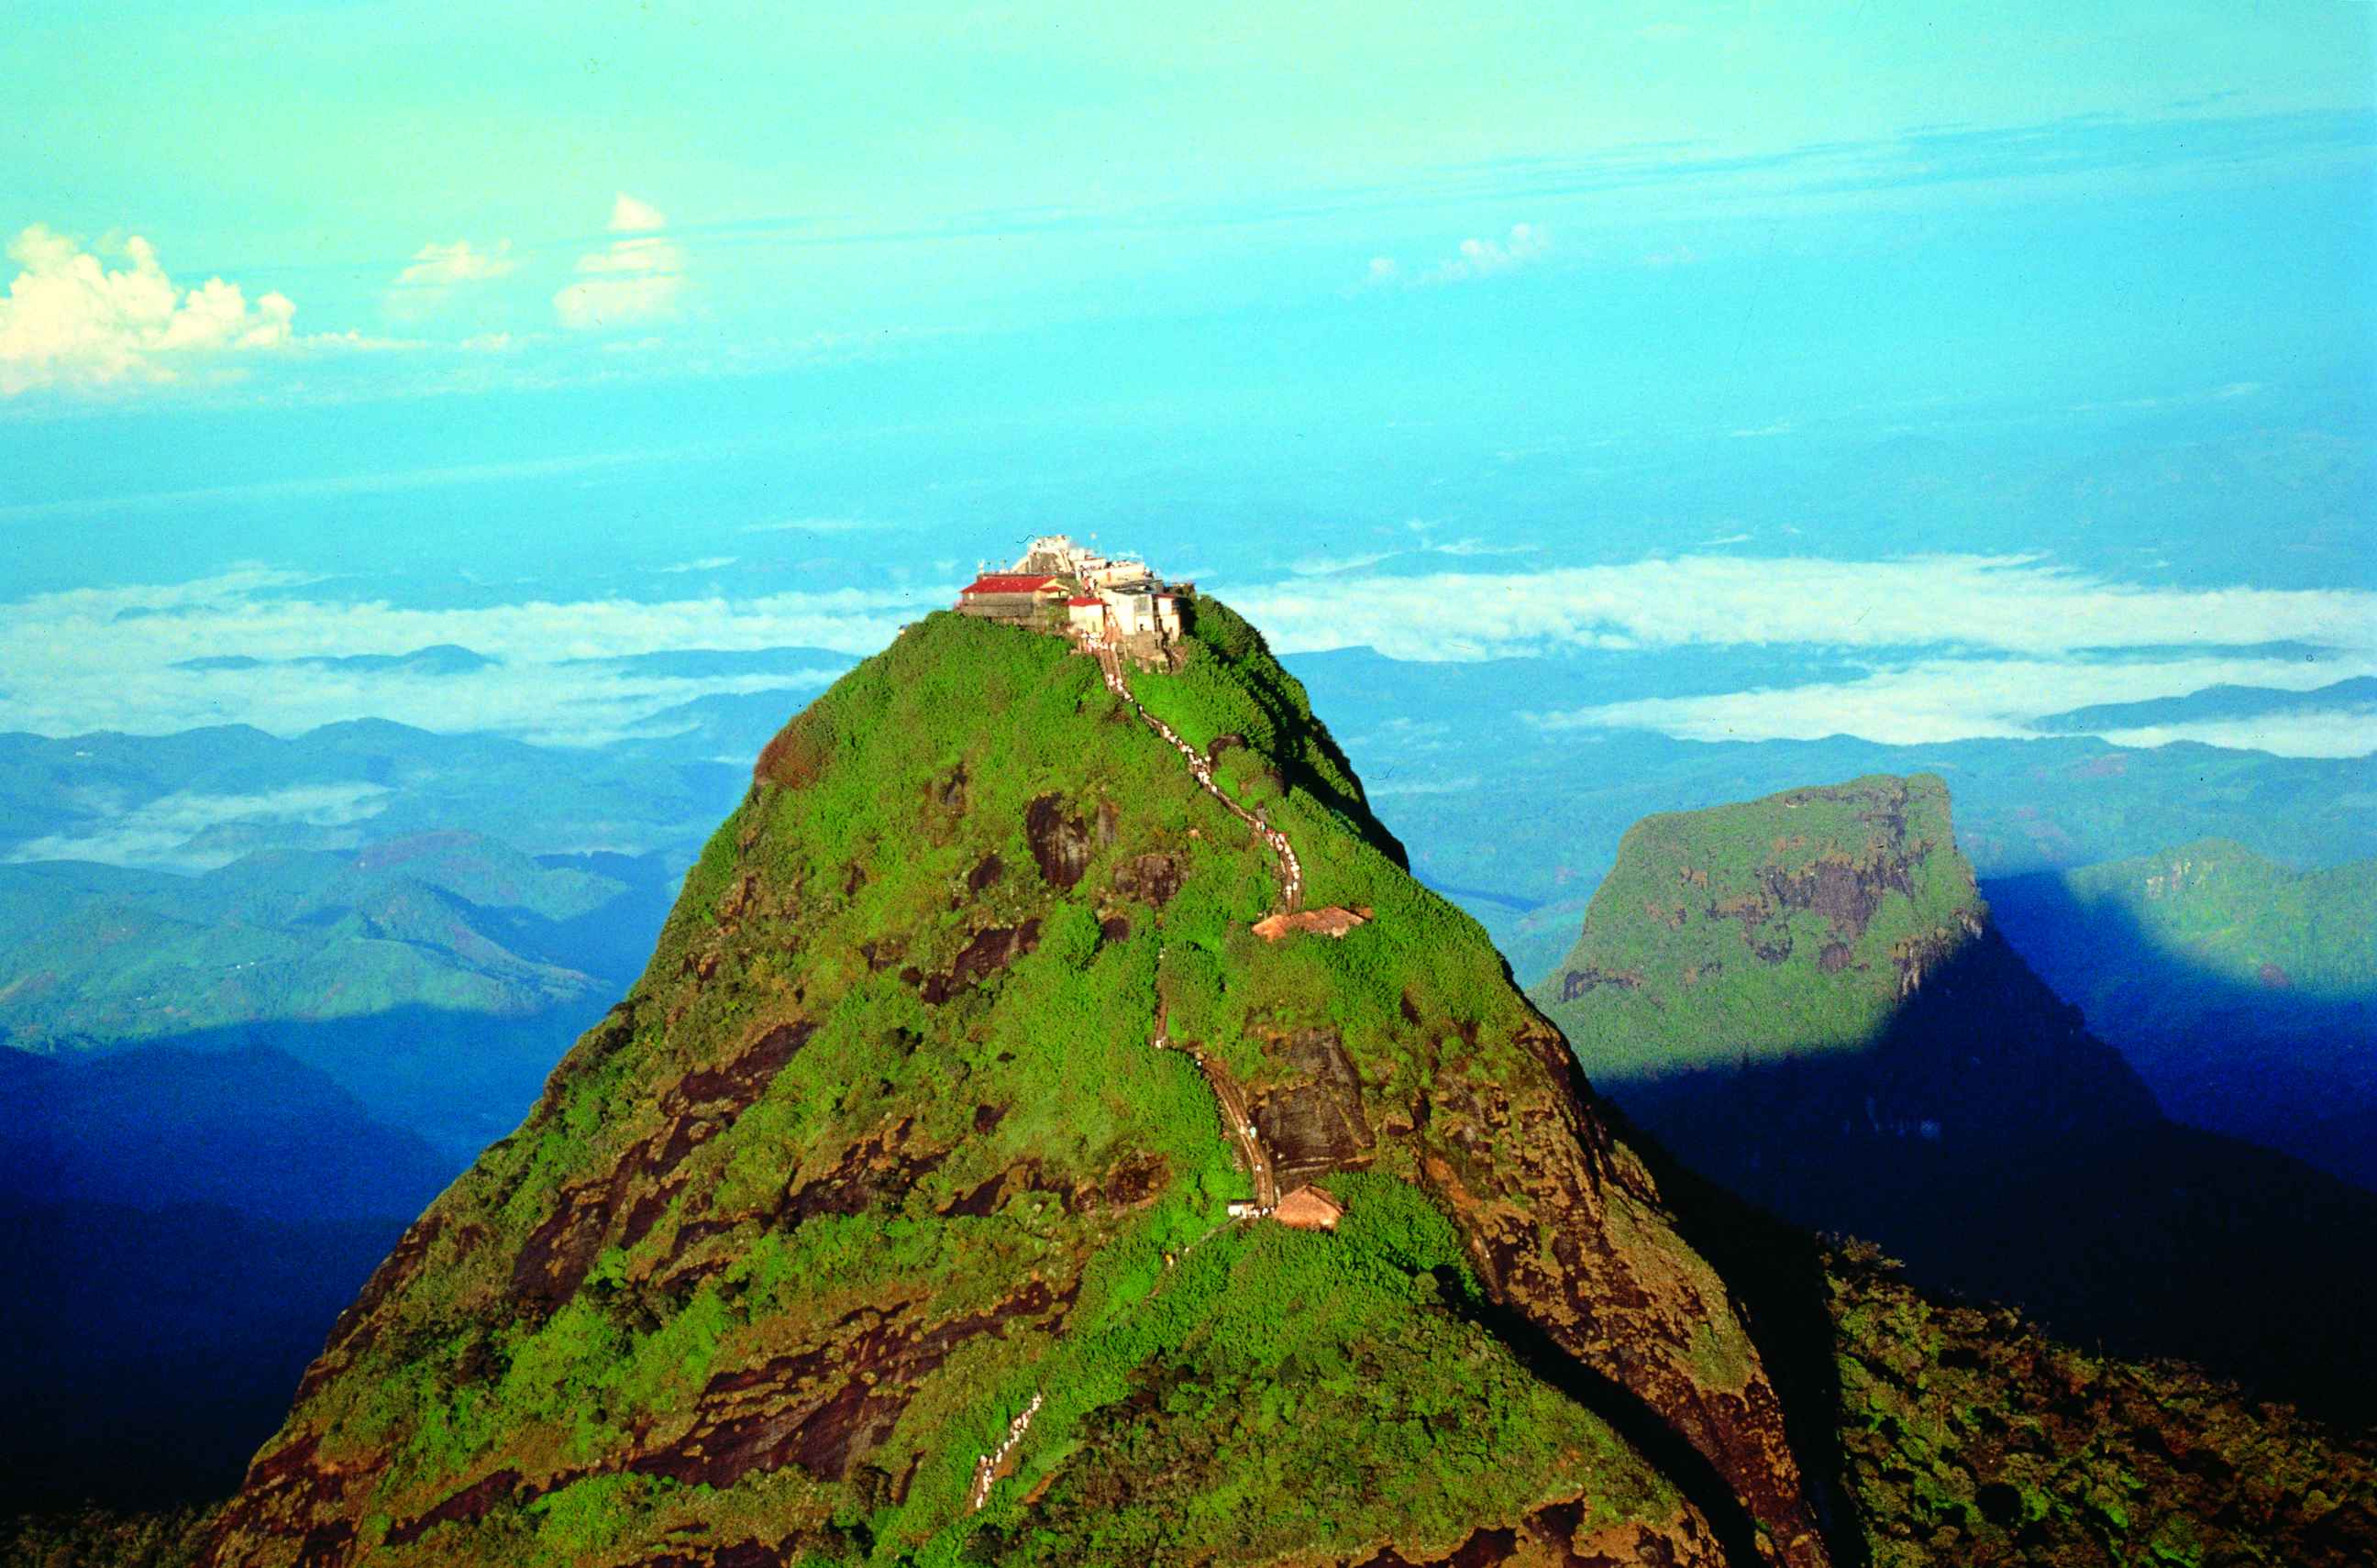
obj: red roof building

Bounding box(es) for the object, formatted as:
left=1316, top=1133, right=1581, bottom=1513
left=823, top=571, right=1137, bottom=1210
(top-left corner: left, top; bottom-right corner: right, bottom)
left=959, top=573, right=1060, bottom=597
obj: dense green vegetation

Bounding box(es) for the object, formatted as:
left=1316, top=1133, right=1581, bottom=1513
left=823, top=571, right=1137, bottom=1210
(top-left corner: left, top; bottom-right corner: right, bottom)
left=0, top=1504, right=213, bottom=1568
left=981, top=1174, right=1682, bottom=1564
left=205, top=605, right=1708, bottom=1566
left=36, top=612, right=2377, bottom=1568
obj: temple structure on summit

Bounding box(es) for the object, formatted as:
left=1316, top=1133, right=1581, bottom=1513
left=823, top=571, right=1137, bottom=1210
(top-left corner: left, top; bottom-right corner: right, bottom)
left=956, top=535, right=1191, bottom=661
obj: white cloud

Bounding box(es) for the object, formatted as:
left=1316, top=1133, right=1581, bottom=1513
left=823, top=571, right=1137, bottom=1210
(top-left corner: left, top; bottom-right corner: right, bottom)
left=1226, top=554, right=2377, bottom=665
left=0, top=567, right=923, bottom=746
left=1528, top=655, right=2377, bottom=756
left=1642, top=244, right=1699, bottom=267
left=1730, top=419, right=1794, bottom=437
left=659, top=556, right=738, bottom=573
left=2097, top=712, right=2377, bottom=759
left=0, top=225, right=296, bottom=394
left=393, top=238, right=514, bottom=289
left=6, top=782, right=393, bottom=871
left=388, top=238, right=515, bottom=316
left=1289, top=549, right=1403, bottom=576
left=554, top=194, right=684, bottom=330
left=1425, top=223, right=1551, bottom=284
left=1362, top=224, right=1553, bottom=290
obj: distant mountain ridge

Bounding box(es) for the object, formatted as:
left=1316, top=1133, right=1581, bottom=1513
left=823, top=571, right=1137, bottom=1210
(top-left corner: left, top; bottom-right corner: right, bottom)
left=2031, top=675, right=2377, bottom=733
left=1532, top=773, right=2377, bottom=1420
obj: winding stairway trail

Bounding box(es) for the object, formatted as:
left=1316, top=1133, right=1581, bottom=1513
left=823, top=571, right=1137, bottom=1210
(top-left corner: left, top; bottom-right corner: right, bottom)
left=967, top=635, right=1307, bottom=1516
left=1094, top=640, right=1302, bottom=912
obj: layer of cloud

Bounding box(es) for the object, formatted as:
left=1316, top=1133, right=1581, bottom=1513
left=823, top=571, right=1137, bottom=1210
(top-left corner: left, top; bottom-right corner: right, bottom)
left=0, top=226, right=295, bottom=394
left=1530, top=654, right=2377, bottom=754
left=554, top=194, right=684, bottom=330
left=1425, top=222, right=1551, bottom=284
left=0, top=567, right=923, bottom=746
left=1224, top=554, right=2377, bottom=757
left=5, top=782, right=392, bottom=871
left=394, top=238, right=514, bottom=288
left=1225, top=555, right=2377, bottom=665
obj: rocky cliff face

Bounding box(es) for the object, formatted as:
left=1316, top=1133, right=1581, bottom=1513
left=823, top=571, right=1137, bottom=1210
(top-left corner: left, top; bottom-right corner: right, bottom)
left=197, top=603, right=1831, bottom=1568
left=1532, top=774, right=2161, bottom=1165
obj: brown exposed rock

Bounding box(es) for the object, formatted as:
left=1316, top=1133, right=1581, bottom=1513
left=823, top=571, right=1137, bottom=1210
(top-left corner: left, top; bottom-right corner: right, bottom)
left=753, top=708, right=834, bottom=790
left=509, top=1021, right=816, bottom=1313
left=782, top=1117, right=949, bottom=1220
left=967, top=852, right=1003, bottom=892
left=1251, top=1028, right=1376, bottom=1190
left=1559, top=966, right=1642, bottom=1001
left=629, top=1281, right=1074, bottom=1493
left=1346, top=1492, right=1722, bottom=1566
left=2259, top=961, right=2294, bottom=989
left=914, top=918, right=1043, bottom=1003
left=1024, top=793, right=1092, bottom=889
left=383, top=1467, right=522, bottom=1547
left=1096, top=1152, right=1170, bottom=1211
left=1111, top=851, right=1183, bottom=906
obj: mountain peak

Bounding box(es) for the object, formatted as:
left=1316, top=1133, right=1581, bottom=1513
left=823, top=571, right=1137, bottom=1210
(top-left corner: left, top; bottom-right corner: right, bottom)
left=199, top=597, right=1829, bottom=1566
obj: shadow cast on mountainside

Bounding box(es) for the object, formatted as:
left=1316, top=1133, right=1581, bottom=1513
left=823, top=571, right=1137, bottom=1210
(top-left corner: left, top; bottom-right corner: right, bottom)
left=1591, top=932, right=2377, bottom=1429
left=1985, top=870, right=2377, bottom=1191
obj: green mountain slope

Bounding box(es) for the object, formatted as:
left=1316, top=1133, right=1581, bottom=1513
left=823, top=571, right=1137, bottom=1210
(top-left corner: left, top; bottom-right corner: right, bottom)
left=196, top=604, right=1828, bottom=1568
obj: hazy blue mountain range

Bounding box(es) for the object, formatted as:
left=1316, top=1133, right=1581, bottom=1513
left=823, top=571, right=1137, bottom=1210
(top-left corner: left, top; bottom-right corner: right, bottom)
left=0, top=719, right=746, bottom=871
left=2032, top=676, right=2377, bottom=733
left=173, top=645, right=502, bottom=678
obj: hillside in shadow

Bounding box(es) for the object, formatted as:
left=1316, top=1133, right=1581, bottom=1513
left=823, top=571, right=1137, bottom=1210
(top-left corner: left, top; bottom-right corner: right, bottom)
left=1597, top=927, right=2377, bottom=1425
left=1986, top=863, right=2377, bottom=1190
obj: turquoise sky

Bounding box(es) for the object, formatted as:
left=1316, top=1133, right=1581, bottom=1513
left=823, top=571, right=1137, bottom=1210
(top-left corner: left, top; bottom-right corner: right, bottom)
left=5, top=2, right=2370, bottom=366
left=0, top=4, right=2371, bottom=764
